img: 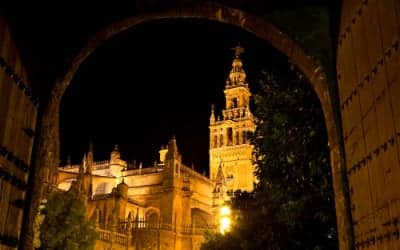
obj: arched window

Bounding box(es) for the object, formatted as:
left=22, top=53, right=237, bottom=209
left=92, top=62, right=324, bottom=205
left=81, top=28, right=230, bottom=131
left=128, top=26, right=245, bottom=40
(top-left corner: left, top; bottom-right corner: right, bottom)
left=227, top=128, right=233, bottom=146
left=147, top=212, right=158, bottom=229
left=235, top=131, right=240, bottom=145
left=232, top=98, right=238, bottom=108
left=219, top=134, right=224, bottom=147
left=98, top=210, right=103, bottom=228
left=214, top=135, right=218, bottom=148
left=242, top=131, right=247, bottom=144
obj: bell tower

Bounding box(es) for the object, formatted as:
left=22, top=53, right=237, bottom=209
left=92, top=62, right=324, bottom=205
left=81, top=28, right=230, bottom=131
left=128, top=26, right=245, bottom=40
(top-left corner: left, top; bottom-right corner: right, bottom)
left=209, top=44, right=256, bottom=193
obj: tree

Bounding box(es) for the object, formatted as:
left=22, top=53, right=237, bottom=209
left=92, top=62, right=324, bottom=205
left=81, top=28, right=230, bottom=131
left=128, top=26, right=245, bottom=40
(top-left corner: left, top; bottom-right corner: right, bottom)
left=201, top=64, right=337, bottom=249
left=39, top=186, right=98, bottom=250
left=201, top=191, right=284, bottom=250
left=252, top=67, right=337, bottom=249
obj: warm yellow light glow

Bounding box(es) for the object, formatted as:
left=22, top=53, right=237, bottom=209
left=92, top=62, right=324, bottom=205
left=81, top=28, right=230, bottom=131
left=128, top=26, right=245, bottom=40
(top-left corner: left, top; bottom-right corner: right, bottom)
left=220, top=217, right=231, bottom=234
left=219, top=205, right=231, bottom=234
left=220, top=206, right=231, bottom=216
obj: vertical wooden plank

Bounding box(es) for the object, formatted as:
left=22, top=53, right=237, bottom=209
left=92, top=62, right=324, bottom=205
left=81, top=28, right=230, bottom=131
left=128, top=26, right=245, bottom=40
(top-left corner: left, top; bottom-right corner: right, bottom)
left=0, top=75, right=13, bottom=145
left=370, top=68, right=387, bottom=126
left=376, top=207, right=390, bottom=250
left=364, top=108, right=379, bottom=154
left=390, top=200, right=400, bottom=250
left=346, top=97, right=363, bottom=164
left=11, top=58, right=23, bottom=160
left=341, top=0, right=362, bottom=31
left=363, top=111, right=379, bottom=207
left=337, top=45, right=347, bottom=104
left=395, top=0, right=400, bottom=27
left=364, top=0, right=384, bottom=66
left=346, top=127, right=364, bottom=212
left=3, top=82, right=18, bottom=151
left=1, top=26, right=16, bottom=69
left=0, top=17, right=8, bottom=53
left=344, top=116, right=355, bottom=169
left=377, top=0, right=398, bottom=50
left=0, top=178, right=4, bottom=237
left=375, top=86, right=395, bottom=144
left=385, top=48, right=400, bottom=250
left=384, top=145, right=400, bottom=202
left=0, top=71, right=7, bottom=141
left=343, top=107, right=353, bottom=165
left=4, top=183, right=21, bottom=244
left=356, top=167, right=374, bottom=220
left=388, top=52, right=400, bottom=153
left=352, top=17, right=370, bottom=88
left=13, top=88, right=25, bottom=161
left=338, top=37, right=353, bottom=105
left=0, top=171, right=11, bottom=238
left=341, top=106, right=351, bottom=144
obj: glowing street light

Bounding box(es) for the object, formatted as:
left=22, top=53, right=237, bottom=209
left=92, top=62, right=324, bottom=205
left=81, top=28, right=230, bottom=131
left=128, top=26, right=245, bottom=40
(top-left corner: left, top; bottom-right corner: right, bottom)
left=219, top=205, right=231, bottom=235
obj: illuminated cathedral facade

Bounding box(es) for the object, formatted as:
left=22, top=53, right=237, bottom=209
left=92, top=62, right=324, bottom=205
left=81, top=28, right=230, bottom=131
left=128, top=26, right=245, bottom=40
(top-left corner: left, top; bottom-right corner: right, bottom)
left=55, top=44, right=256, bottom=250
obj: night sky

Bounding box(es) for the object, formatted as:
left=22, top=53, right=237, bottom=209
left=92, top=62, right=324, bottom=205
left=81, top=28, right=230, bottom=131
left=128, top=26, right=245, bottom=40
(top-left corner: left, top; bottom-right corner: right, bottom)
left=60, top=18, right=290, bottom=174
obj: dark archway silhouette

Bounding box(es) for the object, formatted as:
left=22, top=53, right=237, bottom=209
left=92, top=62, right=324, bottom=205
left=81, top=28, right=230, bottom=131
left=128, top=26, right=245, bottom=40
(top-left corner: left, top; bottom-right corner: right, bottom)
left=25, top=3, right=352, bottom=250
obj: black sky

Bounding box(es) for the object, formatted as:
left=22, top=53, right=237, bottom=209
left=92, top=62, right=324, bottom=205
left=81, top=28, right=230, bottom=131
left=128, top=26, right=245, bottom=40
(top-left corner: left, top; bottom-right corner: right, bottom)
left=60, top=18, right=290, bottom=174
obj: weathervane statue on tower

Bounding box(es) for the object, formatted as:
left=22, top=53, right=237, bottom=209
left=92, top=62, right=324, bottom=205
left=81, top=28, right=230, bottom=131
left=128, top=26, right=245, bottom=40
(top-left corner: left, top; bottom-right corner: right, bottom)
left=232, top=43, right=244, bottom=58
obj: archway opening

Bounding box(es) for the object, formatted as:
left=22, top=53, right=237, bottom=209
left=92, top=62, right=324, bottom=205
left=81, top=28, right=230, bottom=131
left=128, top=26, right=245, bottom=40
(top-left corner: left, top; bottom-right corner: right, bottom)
left=57, top=18, right=337, bottom=249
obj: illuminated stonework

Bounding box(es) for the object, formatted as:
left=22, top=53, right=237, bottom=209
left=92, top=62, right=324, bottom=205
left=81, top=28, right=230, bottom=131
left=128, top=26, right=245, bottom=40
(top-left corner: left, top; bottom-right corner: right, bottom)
left=57, top=138, right=215, bottom=250
left=209, top=44, right=256, bottom=194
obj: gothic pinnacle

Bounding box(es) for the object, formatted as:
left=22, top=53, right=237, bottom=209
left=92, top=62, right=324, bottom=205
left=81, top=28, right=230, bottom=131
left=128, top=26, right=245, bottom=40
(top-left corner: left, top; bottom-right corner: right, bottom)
left=210, top=104, right=216, bottom=124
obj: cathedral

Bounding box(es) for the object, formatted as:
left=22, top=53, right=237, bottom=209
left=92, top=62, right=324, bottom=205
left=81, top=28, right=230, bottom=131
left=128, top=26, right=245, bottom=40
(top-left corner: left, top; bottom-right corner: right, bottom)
left=55, top=44, right=256, bottom=250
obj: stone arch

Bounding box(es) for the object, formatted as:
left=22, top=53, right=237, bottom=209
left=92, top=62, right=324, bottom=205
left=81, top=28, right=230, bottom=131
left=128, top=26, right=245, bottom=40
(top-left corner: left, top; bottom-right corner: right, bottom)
left=191, top=208, right=213, bottom=228
left=30, top=2, right=351, bottom=249
left=232, top=97, right=238, bottom=108
left=145, top=207, right=160, bottom=228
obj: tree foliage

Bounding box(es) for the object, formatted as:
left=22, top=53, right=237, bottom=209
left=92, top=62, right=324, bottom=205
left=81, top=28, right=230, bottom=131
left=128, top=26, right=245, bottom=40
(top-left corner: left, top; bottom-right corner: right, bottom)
left=253, top=67, right=337, bottom=249
left=202, top=65, right=337, bottom=249
left=202, top=190, right=284, bottom=250
left=39, top=188, right=98, bottom=250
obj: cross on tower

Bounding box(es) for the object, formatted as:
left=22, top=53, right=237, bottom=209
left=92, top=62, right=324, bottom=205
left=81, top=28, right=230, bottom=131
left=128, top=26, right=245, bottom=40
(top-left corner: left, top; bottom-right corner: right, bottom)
left=232, top=43, right=244, bottom=57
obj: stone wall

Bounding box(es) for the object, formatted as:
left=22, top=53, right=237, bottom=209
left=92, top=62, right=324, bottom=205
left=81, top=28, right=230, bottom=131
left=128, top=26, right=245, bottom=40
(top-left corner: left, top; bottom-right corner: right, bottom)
left=337, top=0, right=400, bottom=249
left=0, top=16, right=38, bottom=249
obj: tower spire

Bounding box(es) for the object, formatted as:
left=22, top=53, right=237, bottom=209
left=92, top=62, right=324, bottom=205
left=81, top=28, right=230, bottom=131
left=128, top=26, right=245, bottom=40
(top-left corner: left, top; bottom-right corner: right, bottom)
left=210, top=104, right=216, bottom=124
left=226, top=42, right=247, bottom=88
left=212, top=161, right=226, bottom=206
left=215, top=161, right=225, bottom=185
left=87, top=141, right=94, bottom=174
left=166, top=135, right=179, bottom=160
